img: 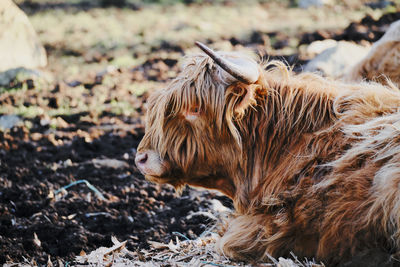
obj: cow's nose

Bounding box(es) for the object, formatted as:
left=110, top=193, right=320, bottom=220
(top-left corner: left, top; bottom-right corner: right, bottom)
left=135, top=152, right=148, bottom=168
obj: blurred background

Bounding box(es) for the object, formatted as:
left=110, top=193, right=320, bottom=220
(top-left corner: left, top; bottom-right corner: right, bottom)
left=1, top=0, right=400, bottom=265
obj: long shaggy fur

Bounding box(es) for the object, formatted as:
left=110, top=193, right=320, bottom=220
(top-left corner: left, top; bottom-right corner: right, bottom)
left=137, top=51, right=400, bottom=265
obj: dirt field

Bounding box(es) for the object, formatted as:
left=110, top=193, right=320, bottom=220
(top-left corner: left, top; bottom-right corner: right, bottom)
left=1, top=0, right=400, bottom=265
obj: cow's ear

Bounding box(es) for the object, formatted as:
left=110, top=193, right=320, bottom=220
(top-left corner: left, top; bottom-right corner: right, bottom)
left=230, top=83, right=258, bottom=117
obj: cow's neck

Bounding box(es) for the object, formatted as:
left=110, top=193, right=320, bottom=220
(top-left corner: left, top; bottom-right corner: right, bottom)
left=233, top=73, right=340, bottom=211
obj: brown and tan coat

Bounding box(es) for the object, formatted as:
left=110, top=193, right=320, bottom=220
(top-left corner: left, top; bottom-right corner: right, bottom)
left=135, top=42, right=400, bottom=265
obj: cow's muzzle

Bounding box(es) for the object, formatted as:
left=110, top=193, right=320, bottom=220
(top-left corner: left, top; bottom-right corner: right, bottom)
left=135, top=150, right=166, bottom=177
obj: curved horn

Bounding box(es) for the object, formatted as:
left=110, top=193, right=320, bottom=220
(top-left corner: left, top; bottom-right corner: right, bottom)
left=195, top=41, right=259, bottom=84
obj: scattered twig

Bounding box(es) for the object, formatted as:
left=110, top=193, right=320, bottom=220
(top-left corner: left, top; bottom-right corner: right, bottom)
left=172, top=231, right=190, bottom=241
left=85, top=212, right=112, bottom=218
left=54, top=179, right=106, bottom=201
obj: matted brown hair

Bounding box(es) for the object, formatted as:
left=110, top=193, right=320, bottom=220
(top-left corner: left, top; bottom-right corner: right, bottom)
left=137, top=49, right=400, bottom=264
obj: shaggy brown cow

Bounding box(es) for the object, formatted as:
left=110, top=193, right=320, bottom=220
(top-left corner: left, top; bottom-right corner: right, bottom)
left=345, top=20, right=400, bottom=87
left=135, top=42, right=400, bottom=265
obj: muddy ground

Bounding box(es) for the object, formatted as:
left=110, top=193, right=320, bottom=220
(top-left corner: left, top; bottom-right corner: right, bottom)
left=1, top=1, right=400, bottom=265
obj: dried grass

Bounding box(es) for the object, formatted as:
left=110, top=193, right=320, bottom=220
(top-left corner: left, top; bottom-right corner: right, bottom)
left=75, top=233, right=324, bottom=267
left=3, top=230, right=324, bottom=267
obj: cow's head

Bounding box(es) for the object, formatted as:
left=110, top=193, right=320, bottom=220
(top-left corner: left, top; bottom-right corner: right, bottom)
left=135, top=42, right=261, bottom=198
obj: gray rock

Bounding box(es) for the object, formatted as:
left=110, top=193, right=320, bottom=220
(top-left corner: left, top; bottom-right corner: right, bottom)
left=0, top=0, right=47, bottom=72
left=0, top=114, right=21, bottom=130
left=0, top=67, right=40, bottom=87
left=304, top=41, right=370, bottom=78
left=298, top=0, right=332, bottom=8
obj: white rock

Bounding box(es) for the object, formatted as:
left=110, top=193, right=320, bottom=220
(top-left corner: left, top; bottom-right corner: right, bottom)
left=306, top=39, right=338, bottom=56
left=0, top=0, right=47, bottom=72
left=305, top=41, right=370, bottom=78
left=92, top=158, right=129, bottom=169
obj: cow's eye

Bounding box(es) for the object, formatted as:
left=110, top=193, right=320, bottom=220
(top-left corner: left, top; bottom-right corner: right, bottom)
left=189, top=106, right=200, bottom=114
left=184, top=105, right=200, bottom=121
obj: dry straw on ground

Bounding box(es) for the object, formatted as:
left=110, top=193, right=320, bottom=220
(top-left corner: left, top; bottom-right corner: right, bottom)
left=75, top=233, right=324, bottom=267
